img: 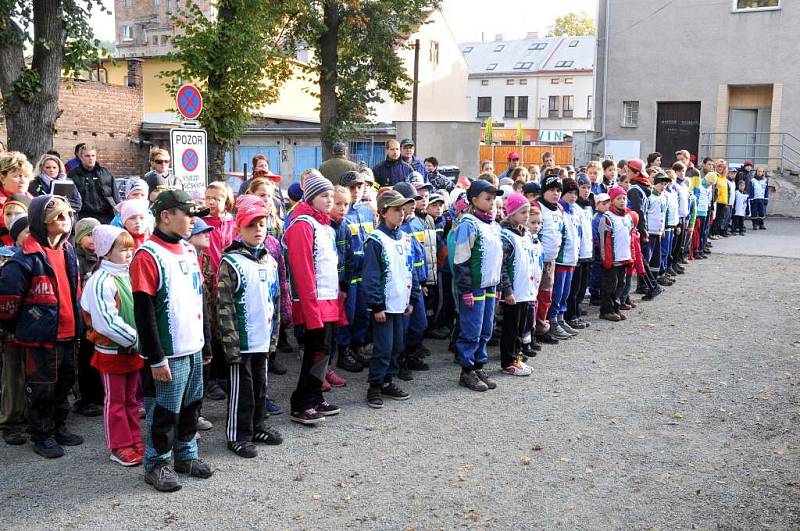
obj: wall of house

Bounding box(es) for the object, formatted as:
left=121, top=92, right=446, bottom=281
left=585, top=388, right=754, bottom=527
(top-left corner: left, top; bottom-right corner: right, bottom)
left=395, top=121, right=480, bottom=174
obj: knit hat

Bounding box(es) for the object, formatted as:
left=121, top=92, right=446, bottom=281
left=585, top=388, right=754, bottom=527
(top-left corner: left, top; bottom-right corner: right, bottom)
left=287, top=181, right=303, bottom=201
left=235, top=195, right=268, bottom=228
left=704, top=171, right=718, bottom=186
left=393, top=182, right=420, bottom=200
left=9, top=215, right=28, bottom=243
left=499, top=177, right=514, bottom=187
left=74, top=217, right=100, bottom=243
left=4, top=194, right=31, bottom=212
left=410, top=172, right=434, bottom=192
left=594, top=192, right=611, bottom=203
left=120, top=198, right=149, bottom=224
left=504, top=192, right=529, bottom=218
left=576, top=173, right=591, bottom=187
left=609, top=186, right=627, bottom=202
left=542, top=175, right=562, bottom=193
left=302, top=170, right=334, bottom=203
left=43, top=196, right=73, bottom=224
left=126, top=178, right=149, bottom=198
left=522, top=181, right=541, bottom=196
left=456, top=176, right=471, bottom=189
left=93, top=225, right=125, bottom=258
left=561, top=177, right=579, bottom=195
left=627, top=159, right=646, bottom=175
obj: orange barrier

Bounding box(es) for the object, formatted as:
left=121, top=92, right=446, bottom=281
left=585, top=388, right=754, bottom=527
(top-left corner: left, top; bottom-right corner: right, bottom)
left=478, top=145, right=573, bottom=176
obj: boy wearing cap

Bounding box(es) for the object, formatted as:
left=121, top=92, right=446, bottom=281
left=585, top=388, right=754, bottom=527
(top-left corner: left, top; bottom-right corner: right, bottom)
left=646, top=172, right=670, bottom=286
left=130, top=189, right=213, bottom=491
left=217, top=196, right=282, bottom=458
left=363, top=190, right=419, bottom=408
left=0, top=195, right=84, bottom=458
left=534, top=176, right=569, bottom=343
left=499, top=152, right=521, bottom=179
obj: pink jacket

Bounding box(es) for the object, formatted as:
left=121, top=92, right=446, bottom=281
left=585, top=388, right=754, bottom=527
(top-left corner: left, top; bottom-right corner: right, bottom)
left=202, top=213, right=236, bottom=283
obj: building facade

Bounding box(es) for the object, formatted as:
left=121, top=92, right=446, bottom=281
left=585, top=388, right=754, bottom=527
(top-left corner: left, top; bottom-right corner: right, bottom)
left=593, top=0, right=799, bottom=171
left=114, top=0, right=214, bottom=58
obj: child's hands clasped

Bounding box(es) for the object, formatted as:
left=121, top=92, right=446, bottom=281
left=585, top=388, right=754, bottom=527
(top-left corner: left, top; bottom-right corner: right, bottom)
left=374, top=310, right=386, bottom=323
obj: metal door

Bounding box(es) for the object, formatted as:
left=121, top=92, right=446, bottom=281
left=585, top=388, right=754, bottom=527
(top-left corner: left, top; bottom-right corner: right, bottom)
left=727, top=109, right=758, bottom=163
left=655, top=102, right=701, bottom=166
left=293, top=146, right=323, bottom=183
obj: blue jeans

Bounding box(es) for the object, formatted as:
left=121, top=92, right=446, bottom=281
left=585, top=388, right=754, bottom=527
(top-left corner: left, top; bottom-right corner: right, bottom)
left=588, top=261, right=602, bottom=297
left=548, top=268, right=574, bottom=319
left=456, top=288, right=496, bottom=368
left=403, top=289, right=427, bottom=350
left=336, top=280, right=370, bottom=348
left=660, top=230, right=674, bottom=273
left=143, top=351, right=203, bottom=471
left=368, top=313, right=405, bottom=385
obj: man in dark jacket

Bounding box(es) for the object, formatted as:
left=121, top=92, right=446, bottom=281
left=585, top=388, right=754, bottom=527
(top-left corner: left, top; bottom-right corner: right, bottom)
left=372, top=139, right=414, bottom=187
left=68, top=144, right=119, bottom=223
left=0, top=195, right=84, bottom=458
left=400, top=138, right=425, bottom=175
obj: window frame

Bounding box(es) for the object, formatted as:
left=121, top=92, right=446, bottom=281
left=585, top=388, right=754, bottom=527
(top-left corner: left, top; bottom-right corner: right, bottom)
left=548, top=95, right=560, bottom=118
left=463, top=46, right=474, bottom=53
left=551, top=78, right=560, bottom=84
left=555, top=60, right=574, bottom=68
left=504, top=96, right=516, bottom=118
left=493, top=44, right=505, bottom=52
left=122, top=24, right=133, bottom=41
left=480, top=79, right=489, bottom=86
left=622, top=100, right=639, bottom=127
left=564, top=78, right=574, bottom=84
left=506, top=79, right=515, bottom=85
left=732, top=0, right=780, bottom=12
left=486, top=63, right=498, bottom=71
left=587, top=95, right=593, bottom=119
left=562, top=95, right=575, bottom=118
left=477, top=96, right=492, bottom=118
left=519, top=79, right=527, bottom=86
left=429, top=41, right=440, bottom=65
left=528, top=42, right=547, bottom=51
left=568, top=39, right=579, bottom=47
left=517, top=96, right=528, bottom=119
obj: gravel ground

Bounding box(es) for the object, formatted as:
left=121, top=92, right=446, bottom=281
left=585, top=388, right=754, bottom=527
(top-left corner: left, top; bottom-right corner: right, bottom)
left=2, top=222, right=799, bottom=530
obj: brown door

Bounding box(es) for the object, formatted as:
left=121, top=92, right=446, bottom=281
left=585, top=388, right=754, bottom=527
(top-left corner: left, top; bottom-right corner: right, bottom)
left=656, top=102, right=701, bottom=166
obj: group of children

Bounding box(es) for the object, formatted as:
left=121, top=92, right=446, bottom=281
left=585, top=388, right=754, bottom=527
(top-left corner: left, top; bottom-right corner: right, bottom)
left=0, top=145, right=770, bottom=493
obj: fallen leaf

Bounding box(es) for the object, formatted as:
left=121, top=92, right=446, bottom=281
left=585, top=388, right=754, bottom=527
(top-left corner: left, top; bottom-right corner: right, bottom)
left=531, top=445, right=544, bottom=451
left=341, top=495, right=351, bottom=503
left=292, top=514, right=304, bottom=521
left=520, top=456, right=532, bottom=465
left=294, top=472, right=305, bottom=482
left=311, top=494, right=322, bottom=501
left=585, top=468, right=593, bottom=475
left=559, top=457, right=570, bottom=463
left=672, top=412, right=684, bottom=420
left=461, top=463, right=474, bottom=471
left=609, top=417, right=623, bottom=425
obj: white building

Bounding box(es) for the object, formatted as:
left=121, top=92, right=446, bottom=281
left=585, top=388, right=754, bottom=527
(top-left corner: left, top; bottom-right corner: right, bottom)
left=461, top=34, right=594, bottom=144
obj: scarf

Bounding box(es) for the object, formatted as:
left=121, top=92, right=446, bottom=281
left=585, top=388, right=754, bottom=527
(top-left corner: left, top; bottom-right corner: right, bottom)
left=632, top=173, right=651, bottom=187
left=472, top=208, right=494, bottom=223
left=539, top=198, right=558, bottom=211
left=611, top=206, right=627, bottom=216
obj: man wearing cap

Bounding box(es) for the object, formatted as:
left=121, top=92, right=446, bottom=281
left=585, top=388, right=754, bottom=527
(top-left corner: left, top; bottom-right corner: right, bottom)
left=130, top=189, right=214, bottom=491
left=498, top=152, right=521, bottom=179
left=399, top=138, right=425, bottom=175
left=319, top=142, right=358, bottom=185
left=373, top=139, right=414, bottom=187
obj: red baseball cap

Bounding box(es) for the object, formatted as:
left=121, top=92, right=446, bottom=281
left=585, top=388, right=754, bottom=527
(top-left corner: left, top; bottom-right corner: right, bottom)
left=627, top=159, right=646, bottom=174
left=507, top=151, right=520, bottom=160
left=235, top=195, right=268, bottom=228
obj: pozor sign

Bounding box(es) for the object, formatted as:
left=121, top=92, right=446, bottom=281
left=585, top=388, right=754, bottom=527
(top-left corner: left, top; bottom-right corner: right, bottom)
left=170, top=128, right=208, bottom=198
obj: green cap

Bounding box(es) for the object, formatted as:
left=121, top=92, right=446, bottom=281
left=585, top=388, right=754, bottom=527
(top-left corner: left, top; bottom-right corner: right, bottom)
left=152, top=189, right=210, bottom=217
left=400, top=138, right=415, bottom=147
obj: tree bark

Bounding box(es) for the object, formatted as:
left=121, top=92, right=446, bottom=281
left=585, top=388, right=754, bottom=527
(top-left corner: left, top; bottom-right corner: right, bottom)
left=205, top=0, right=235, bottom=181
left=318, top=1, right=340, bottom=160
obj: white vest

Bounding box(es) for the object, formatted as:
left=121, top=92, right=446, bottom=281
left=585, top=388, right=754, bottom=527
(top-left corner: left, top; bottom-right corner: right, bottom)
left=292, top=215, right=339, bottom=301
left=675, top=179, right=690, bottom=217
left=557, top=204, right=580, bottom=266
left=370, top=229, right=414, bottom=313
left=221, top=252, right=278, bottom=354
left=501, top=228, right=542, bottom=302
left=462, top=214, right=503, bottom=289
left=577, top=204, right=594, bottom=260
left=537, top=202, right=565, bottom=261
left=646, top=193, right=666, bottom=235
left=665, top=187, right=679, bottom=227
left=137, top=240, right=204, bottom=358
left=733, top=190, right=749, bottom=216
left=751, top=178, right=767, bottom=199
left=606, top=211, right=633, bottom=263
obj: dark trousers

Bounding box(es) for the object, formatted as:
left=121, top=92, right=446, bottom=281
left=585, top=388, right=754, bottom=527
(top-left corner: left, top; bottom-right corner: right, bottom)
left=226, top=352, right=266, bottom=442
left=565, top=261, right=590, bottom=321
left=435, top=271, right=456, bottom=330
left=750, top=198, right=766, bottom=227
left=647, top=234, right=662, bottom=273
left=500, top=302, right=527, bottom=368
left=368, top=313, right=405, bottom=385
left=600, top=266, right=626, bottom=315
left=671, top=221, right=686, bottom=265
left=26, top=342, right=76, bottom=442
left=712, top=203, right=727, bottom=235
left=732, top=215, right=745, bottom=234
left=588, top=261, right=602, bottom=298
left=638, top=239, right=656, bottom=290
left=290, top=323, right=332, bottom=412
left=76, top=337, right=103, bottom=406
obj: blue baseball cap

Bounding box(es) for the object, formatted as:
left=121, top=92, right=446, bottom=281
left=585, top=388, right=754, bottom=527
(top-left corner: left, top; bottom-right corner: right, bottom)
left=467, top=179, right=504, bottom=202
left=188, top=217, right=214, bottom=238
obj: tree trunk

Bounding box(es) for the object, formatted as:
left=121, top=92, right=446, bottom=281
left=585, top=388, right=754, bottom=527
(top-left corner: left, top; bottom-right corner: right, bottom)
left=0, top=0, right=65, bottom=162
left=208, top=140, right=228, bottom=182
left=318, top=1, right=340, bottom=161
left=205, top=0, right=234, bottom=182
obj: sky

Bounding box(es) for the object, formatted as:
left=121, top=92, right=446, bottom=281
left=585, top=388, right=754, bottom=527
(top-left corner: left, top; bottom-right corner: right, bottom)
left=90, top=0, right=599, bottom=44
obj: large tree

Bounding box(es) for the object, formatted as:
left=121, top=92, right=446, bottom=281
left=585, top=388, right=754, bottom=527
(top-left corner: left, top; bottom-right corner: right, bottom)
left=0, top=0, right=107, bottom=160
left=163, top=0, right=293, bottom=179
left=294, top=0, right=439, bottom=159
left=546, top=11, right=595, bottom=37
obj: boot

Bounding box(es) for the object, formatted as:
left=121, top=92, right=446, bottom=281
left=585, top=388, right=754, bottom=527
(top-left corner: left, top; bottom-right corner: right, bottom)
left=336, top=348, right=363, bottom=373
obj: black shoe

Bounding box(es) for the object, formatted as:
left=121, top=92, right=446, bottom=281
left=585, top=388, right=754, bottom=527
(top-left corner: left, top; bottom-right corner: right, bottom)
left=267, top=354, right=287, bottom=375
left=367, top=385, right=384, bottom=409
left=414, top=344, right=432, bottom=358
left=315, top=400, right=341, bottom=416
left=54, top=427, right=84, bottom=446
left=174, top=458, right=214, bottom=479
left=145, top=463, right=182, bottom=492
left=474, top=369, right=497, bottom=390
left=406, top=356, right=429, bottom=371
left=535, top=333, right=559, bottom=345
left=290, top=408, right=325, bottom=425
left=425, top=326, right=451, bottom=340
left=277, top=337, right=293, bottom=353
left=252, top=427, right=283, bottom=445
left=397, top=362, right=414, bottom=381
left=76, top=403, right=103, bottom=417
left=642, top=287, right=662, bottom=301
left=3, top=429, right=27, bottom=446
left=350, top=346, right=370, bottom=366
left=657, top=277, right=672, bottom=286
left=205, top=381, right=227, bottom=400
left=33, top=437, right=64, bottom=459
left=459, top=370, right=488, bottom=392
left=528, top=342, right=542, bottom=353
left=760, top=225, right=766, bottom=230
left=381, top=382, right=410, bottom=400
left=227, top=441, right=258, bottom=458
left=337, top=350, right=364, bottom=373
left=566, top=318, right=590, bottom=330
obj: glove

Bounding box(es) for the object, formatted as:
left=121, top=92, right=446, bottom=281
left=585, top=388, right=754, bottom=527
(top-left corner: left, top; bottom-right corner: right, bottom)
left=462, top=292, right=474, bottom=308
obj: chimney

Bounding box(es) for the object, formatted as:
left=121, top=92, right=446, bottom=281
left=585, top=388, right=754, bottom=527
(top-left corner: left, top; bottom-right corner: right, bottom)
left=527, top=31, right=539, bottom=39
left=494, top=33, right=503, bottom=42
left=127, top=58, right=143, bottom=88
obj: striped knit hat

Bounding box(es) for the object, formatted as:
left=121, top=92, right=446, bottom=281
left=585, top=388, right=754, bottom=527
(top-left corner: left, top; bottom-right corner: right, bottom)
left=302, top=169, right=334, bottom=203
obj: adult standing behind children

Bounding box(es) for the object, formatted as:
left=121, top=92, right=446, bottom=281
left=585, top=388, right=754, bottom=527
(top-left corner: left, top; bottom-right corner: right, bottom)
left=319, top=142, right=359, bottom=185
left=68, top=144, right=119, bottom=224
left=373, top=139, right=414, bottom=187
left=29, top=154, right=83, bottom=211
left=130, top=190, right=214, bottom=492
left=143, top=148, right=182, bottom=202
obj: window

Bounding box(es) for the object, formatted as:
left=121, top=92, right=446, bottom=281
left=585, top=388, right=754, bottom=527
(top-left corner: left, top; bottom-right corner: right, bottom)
left=549, top=96, right=560, bottom=118
left=481, top=79, right=489, bottom=86
left=551, top=78, right=560, bottom=84
left=562, top=95, right=574, bottom=118
left=587, top=95, right=593, bottom=119
left=517, top=96, right=528, bottom=119
left=568, top=39, right=579, bottom=47
left=463, top=46, right=473, bottom=53
left=513, top=62, right=533, bottom=70
left=429, top=41, right=439, bottom=65
left=555, top=60, right=574, bottom=68
left=122, top=25, right=133, bottom=41
left=733, top=0, right=780, bottom=12
left=519, top=79, right=527, bottom=86
left=477, top=97, right=492, bottom=118
left=493, top=44, right=505, bottom=52
left=622, top=100, right=639, bottom=127
left=506, top=79, right=515, bottom=85
left=564, top=78, right=574, bottom=84
left=504, top=96, right=515, bottom=118
left=528, top=42, right=547, bottom=50
left=486, top=63, right=498, bottom=71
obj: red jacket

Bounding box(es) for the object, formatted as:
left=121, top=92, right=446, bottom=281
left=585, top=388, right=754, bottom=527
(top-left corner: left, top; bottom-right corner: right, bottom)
left=284, top=202, right=346, bottom=330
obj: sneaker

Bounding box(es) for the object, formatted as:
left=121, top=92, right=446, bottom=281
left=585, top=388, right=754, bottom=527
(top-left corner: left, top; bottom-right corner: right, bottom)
left=617, top=312, right=627, bottom=321
left=326, top=369, right=347, bottom=387
left=503, top=358, right=532, bottom=377
left=54, top=427, right=84, bottom=446
left=406, top=356, right=429, bottom=371
left=196, top=416, right=213, bottom=431
left=336, top=350, right=364, bottom=373
left=145, top=463, right=182, bottom=492
left=351, top=346, right=370, bottom=366
left=367, top=385, right=384, bottom=409
left=2, top=429, right=27, bottom=446
left=599, top=312, right=621, bottom=322
left=265, top=397, right=282, bottom=416
left=548, top=324, right=572, bottom=340
left=290, top=408, right=325, bottom=425
left=252, top=427, right=283, bottom=445
left=657, top=277, right=673, bottom=287
left=414, top=344, right=432, bottom=358
left=642, top=287, right=662, bottom=301
left=619, top=303, right=633, bottom=311
left=535, top=333, right=559, bottom=345
left=381, top=382, right=410, bottom=401
left=566, top=318, right=590, bottom=330
left=111, top=446, right=143, bottom=466
left=459, top=370, right=489, bottom=392
left=33, top=437, right=64, bottom=459
left=558, top=319, right=579, bottom=336
left=474, top=369, right=497, bottom=389
left=174, top=458, right=214, bottom=478
left=204, top=381, right=227, bottom=400
left=133, top=442, right=145, bottom=456
left=228, top=441, right=258, bottom=458
left=267, top=355, right=287, bottom=375
left=315, top=400, right=341, bottom=416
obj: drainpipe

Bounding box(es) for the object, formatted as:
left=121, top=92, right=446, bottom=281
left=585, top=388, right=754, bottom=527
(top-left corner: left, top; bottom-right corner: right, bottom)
left=590, top=0, right=610, bottom=153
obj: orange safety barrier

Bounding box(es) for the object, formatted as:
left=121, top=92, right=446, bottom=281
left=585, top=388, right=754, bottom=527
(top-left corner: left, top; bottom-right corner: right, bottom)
left=478, top=145, right=573, bottom=176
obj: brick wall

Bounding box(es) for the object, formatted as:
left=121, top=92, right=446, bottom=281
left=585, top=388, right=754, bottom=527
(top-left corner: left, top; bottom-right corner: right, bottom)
left=0, top=79, right=148, bottom=177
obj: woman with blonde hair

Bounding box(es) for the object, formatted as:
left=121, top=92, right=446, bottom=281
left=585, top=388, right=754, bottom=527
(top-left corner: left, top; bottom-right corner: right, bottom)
left=30, top=153, right=82, bottom=210
left=0, top=151, right=34, bottom=246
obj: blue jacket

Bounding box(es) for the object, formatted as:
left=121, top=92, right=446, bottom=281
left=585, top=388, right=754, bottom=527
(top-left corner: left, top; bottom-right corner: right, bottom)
left=400, top=216, right=429, bottom=284
left=403, top=156, right=425, bottom=176
left=345, top=203, right=375, bottom=276
left=372, top=158, right=414, bottom=187
left=330, top=217, right=355, bottom=292
left=362, top=223, right=420, bottom=313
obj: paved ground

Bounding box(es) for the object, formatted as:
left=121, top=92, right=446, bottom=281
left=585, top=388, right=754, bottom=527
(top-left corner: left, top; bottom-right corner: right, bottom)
left=2, top=219, right=799, bottom=530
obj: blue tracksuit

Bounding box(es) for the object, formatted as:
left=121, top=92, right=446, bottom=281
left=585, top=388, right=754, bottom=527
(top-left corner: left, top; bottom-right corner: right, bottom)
left=400, top=216, right=428, bottom=350
left=338, top=204, right=374, bottom=349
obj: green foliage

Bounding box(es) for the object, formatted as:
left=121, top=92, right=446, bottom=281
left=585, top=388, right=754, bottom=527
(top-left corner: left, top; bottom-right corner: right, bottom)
left=546, top=11, right=595, bottom=37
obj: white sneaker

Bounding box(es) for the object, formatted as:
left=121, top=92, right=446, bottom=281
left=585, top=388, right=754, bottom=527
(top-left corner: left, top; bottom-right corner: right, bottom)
left=502, top=359, right=532, bottom=377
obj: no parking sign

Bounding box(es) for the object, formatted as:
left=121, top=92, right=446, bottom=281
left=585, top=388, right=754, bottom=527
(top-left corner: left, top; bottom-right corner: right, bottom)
left=170, top=128, right=207, bottom=198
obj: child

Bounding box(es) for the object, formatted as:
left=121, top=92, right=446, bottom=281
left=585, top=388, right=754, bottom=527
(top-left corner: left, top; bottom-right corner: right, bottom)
left=284, top=170, right=345, bottom=425
left=522, top=181, right=541, bottom=205
left=519, top=207, right=544, bottom=358
left=411, top=179, right=439, bottom=351
left=671, top=162, right=690, bottom=273
left=74, top=217, right=100, bottom=284
left=499, top=193, right=540, bottom=376
left=111, top=178, right=153, bottom=230
left=327, top=186, right=355, bottom=386
left=217, top=196, right=282, bottom=458
left=120, top=198, right=151, bottom=249
left=246, top=178, right=284, bottom=239
left=565, top=174, right=594, bottom=330
left=130, top=189, right=213, bottom=491
left=0, top=152, right=32, bottom=246
left=661, top=170, right=680, bottom=277
left=362, top=190, right=419, bottom=408
left=588, top=192, right=611, bottom=306
left=732, top=180, right=749, bottom=235
left=597, top=187, right=634, bottom=321
left=426, top=193, right=454, bottom=339
left=647, top=172, right=669, bottom=286
left=748, top=167, right=768, bottom=229
left=452, top=180, right=503, bottom=392
left=0, top=195, right=83, bottom=458
left=551, top=178, right=581, bottom=337
left=80, top=225, right=143, bottom=466
left=534, top=176, right=567, bottom=343
left=1, top=194, right=31, bottom=244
